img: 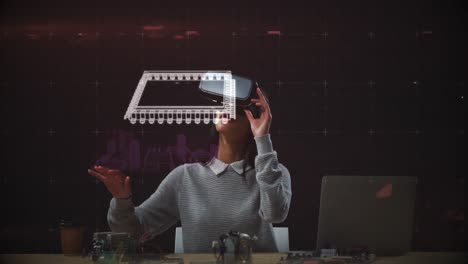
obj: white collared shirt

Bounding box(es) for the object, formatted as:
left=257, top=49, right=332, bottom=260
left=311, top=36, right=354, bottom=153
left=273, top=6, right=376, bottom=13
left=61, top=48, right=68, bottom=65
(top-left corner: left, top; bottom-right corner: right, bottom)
left=204, top=155, right=254, bottom=176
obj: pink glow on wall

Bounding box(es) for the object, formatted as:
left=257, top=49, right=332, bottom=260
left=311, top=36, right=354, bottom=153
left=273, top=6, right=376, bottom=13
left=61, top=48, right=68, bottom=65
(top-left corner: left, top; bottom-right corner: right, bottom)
left=267, top=30, right=281, bottom=36
left=142, top=25, right=165, bottom=31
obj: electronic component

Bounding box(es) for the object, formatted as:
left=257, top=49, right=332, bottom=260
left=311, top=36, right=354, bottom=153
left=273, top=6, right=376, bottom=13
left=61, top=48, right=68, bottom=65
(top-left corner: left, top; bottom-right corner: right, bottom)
left=212, top=230, right=257, bottom=264
left=277, top=249, right=375, bottom=264
left=84, top=232, right=184, bottom=264
left=124, top=71, right=235, bottom=125
left=88, top=232, right=136, bottom=263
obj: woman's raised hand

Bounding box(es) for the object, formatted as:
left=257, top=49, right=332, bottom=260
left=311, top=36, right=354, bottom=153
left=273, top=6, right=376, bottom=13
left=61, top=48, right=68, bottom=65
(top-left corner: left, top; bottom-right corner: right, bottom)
left=88, top=166, right=132, bottom=199
left=244, top=87, right=272, bottom=137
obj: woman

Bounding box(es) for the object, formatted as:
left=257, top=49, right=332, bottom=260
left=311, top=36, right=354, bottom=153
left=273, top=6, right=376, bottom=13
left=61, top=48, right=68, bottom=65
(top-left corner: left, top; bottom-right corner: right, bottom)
left=88, top=87, right=292, bottom=253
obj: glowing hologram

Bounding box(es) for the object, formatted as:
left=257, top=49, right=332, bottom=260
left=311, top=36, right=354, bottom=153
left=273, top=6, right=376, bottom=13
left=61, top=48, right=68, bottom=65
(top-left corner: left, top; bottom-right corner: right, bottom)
left=96, top=130, right=217, bottom=174
left=124, top=71, right=236, bottom=125
left=96, top=129, right=141, bottom=173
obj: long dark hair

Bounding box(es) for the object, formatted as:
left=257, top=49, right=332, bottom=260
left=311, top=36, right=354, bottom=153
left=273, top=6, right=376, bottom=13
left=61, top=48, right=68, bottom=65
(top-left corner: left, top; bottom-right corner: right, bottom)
left=210, top=87, right=271, bottom=177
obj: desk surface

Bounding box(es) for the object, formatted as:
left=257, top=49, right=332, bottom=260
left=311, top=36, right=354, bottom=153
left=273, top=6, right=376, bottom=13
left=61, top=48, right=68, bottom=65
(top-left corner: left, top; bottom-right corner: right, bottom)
left=0, top=252, right=466, bottom=264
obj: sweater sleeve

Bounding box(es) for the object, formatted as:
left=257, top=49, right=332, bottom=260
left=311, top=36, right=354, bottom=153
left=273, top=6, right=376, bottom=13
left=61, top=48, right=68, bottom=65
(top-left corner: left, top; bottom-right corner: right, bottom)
left=107, top=164, right=184, bottom=239
left=254, top=134, right=292, bottom=223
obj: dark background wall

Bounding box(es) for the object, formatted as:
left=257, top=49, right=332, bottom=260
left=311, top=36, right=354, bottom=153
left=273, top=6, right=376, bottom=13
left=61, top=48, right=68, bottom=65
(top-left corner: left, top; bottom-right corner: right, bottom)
left=0, top=0, right=465, bottom=253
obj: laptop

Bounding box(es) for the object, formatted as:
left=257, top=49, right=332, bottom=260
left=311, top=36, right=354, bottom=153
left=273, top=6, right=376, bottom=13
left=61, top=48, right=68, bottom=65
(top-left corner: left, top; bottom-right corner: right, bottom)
left=316, top=175, right=418, bottom=256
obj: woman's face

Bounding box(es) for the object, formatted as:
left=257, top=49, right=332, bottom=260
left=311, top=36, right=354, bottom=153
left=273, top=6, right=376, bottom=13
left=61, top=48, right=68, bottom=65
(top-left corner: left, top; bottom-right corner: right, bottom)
left=215, top=112, right=251, bottom=140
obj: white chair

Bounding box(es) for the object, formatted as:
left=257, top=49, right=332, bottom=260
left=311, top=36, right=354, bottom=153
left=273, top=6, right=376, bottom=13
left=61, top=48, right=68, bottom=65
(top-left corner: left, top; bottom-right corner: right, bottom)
left=174, top=227, right=184, bottom=254
left=273, top=227, right=290, bottom=252
left=174, top=226, right=289, bottom=253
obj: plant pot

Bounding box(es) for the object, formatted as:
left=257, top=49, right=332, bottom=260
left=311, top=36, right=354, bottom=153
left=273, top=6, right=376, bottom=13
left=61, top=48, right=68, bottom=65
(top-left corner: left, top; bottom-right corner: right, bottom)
left=60, top=225, right=85, bottom=256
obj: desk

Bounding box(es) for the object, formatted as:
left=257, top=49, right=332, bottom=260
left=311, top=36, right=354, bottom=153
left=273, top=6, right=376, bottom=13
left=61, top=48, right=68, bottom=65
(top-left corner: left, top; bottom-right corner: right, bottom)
left=0, top=252, right=466, bottom=264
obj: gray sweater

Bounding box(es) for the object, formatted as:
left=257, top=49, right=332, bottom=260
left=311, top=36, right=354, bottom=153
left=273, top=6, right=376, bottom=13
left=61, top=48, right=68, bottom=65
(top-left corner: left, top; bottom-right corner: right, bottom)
left=107, top=134, right=292, bottom=253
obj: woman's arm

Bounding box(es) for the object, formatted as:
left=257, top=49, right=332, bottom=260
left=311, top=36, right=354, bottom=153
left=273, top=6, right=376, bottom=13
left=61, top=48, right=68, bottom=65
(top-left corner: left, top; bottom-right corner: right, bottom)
left=254, top=134, right=292, bottom=223
left=107, top=164, right=184, bottom=238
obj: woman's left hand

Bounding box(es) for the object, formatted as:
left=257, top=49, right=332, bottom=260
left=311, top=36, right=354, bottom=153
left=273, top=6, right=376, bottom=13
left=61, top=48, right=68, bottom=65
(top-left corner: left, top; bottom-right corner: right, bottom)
left=244, top=87, right=272, bottom=137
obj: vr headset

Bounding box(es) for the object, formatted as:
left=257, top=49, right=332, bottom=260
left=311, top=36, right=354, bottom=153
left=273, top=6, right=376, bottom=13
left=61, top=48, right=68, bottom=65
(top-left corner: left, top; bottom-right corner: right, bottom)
left=199, top=73, right=262, bottom=119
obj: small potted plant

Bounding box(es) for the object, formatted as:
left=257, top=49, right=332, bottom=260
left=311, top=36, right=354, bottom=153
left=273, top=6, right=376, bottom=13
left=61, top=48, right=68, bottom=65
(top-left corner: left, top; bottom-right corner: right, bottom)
left=59, top=217, right=86, bottom=256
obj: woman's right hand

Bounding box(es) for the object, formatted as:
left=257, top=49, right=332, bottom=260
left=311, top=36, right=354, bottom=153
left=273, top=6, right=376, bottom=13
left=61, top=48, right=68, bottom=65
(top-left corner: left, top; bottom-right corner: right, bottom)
left=88, top=165, right=132, bottom=199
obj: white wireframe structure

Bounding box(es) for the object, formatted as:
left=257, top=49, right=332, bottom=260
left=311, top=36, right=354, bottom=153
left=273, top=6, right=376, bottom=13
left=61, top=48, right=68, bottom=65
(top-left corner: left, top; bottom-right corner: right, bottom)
left=124, top=71, right=236, bottom=125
